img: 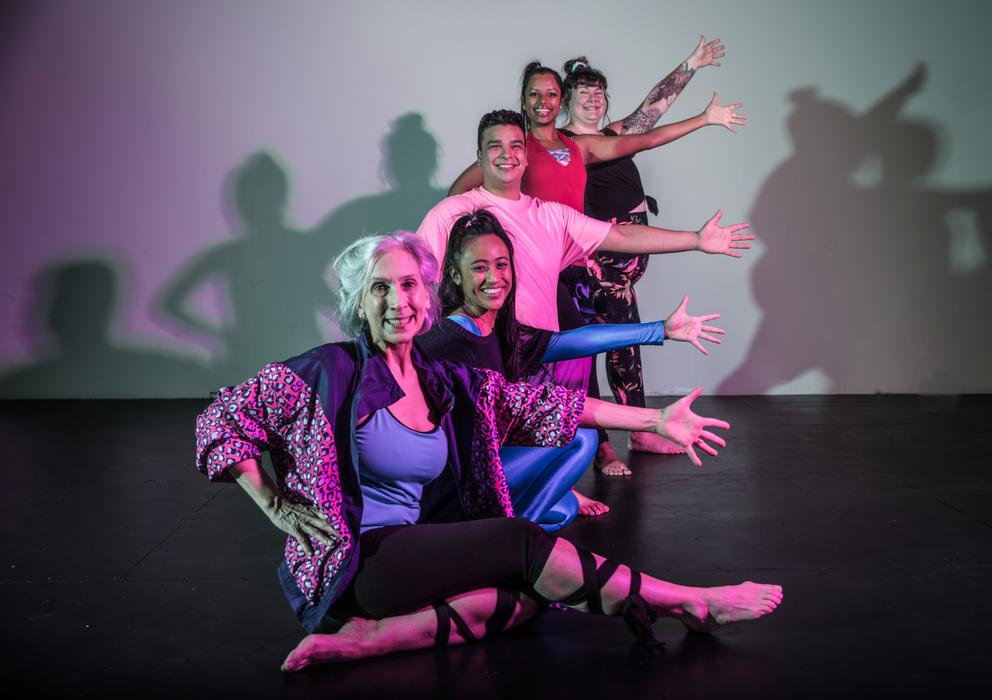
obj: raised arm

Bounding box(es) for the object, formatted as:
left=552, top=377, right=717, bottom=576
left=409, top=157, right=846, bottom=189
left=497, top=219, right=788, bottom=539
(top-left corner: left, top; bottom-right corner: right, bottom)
left=449, top=161, right=484, bottom=196
left=597, top=209, right=754, bottom=258
left=580, top=387, right=729, bottom=467
left=576, top=93, right=745, bottom=164
left=609, top=36, right=726, bottom=135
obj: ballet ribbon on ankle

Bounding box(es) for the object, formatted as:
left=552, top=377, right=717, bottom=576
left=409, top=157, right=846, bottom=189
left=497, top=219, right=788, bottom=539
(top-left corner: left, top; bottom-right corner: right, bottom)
left=621, top=571, right=662, bottom=648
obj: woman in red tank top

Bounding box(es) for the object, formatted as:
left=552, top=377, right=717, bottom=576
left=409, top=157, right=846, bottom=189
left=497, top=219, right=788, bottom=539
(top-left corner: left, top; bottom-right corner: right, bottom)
left=448, top=45, right=744, bottom=479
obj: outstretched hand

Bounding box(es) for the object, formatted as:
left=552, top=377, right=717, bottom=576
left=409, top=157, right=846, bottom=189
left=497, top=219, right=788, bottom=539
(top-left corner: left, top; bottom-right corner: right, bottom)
left=689, top=35, right=725, bottom=70
left=704, top=93, right=746, bottom=133
left=664, top=295, right=725, bottom=355
left=657, top=387, right=730, bottom=467
left=264, top=497, right=340, bottom=556
left=696, top=210, right=754, bottom=258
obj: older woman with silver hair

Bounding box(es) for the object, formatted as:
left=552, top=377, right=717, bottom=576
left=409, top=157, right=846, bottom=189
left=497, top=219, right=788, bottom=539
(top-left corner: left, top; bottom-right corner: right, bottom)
left=195, top=232, right=782, bottom=669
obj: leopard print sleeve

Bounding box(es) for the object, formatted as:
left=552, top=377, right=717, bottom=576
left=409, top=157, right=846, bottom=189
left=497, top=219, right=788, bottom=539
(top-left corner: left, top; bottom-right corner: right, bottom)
left=479, top=369, right=585, bottom=449
left=195, top=362, right=311, bottom=481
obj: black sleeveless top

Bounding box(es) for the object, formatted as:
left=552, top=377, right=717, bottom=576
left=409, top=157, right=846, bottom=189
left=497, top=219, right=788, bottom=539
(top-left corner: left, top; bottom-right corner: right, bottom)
left=560, top=127, right=647, bottom=221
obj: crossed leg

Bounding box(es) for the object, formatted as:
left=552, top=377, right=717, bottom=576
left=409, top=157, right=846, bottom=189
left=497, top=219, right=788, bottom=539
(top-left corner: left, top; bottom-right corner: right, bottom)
left=282, top=520, right=782, bottom=671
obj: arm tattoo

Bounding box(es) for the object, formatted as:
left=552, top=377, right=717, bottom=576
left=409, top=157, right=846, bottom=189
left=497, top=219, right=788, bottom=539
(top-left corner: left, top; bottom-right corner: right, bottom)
left=621, top=61, right=696, bottom=134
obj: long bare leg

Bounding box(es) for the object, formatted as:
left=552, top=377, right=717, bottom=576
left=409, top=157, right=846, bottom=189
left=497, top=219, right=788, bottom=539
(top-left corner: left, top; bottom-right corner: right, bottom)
left=282, top=588, right=541, bottom=671
left=533, top=539, right=783, bottom=629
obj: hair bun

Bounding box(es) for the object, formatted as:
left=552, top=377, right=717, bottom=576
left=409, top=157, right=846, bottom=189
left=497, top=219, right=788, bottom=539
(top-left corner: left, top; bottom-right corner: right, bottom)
left=563, top=56, right=591, bottom=74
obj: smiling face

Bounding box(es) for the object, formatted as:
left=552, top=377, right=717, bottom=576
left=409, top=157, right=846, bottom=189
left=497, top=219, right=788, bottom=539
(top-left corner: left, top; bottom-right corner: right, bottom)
left=524, top=73, right=562, bottom=127
left=477, top=124, right=527, bottom=191
left=568, top=82, right=607, bottom=129
left=360, top=249, right=431, bottom=350
left=451, top=234, right=513, bottom=318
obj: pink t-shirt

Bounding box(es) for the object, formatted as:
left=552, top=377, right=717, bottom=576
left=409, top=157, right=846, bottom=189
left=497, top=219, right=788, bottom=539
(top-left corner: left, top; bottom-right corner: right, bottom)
left=416, top=187, right=612, bottom=331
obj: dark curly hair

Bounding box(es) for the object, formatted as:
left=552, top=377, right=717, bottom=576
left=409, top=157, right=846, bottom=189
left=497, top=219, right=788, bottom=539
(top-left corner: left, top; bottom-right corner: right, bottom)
left=562, top=56, right=609, bottom=122
left=519, top=61, right=564, bottom=128
left=477, top=109, right=526, bottom=151
left=438, top=209, right=526, bottom=380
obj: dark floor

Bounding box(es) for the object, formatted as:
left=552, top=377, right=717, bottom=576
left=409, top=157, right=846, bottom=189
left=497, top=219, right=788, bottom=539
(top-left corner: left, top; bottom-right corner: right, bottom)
left=1, top=395, right=990, bottom=698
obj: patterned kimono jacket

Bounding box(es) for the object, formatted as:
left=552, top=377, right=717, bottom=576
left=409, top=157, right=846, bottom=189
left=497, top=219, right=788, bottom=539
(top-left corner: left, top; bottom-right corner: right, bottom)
left=195, top=332, right=584, bottom=631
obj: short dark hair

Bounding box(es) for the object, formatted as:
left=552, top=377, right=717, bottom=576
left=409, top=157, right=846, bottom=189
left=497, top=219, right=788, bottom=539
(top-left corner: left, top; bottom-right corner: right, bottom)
left=477, top=109, right=525, bottom=151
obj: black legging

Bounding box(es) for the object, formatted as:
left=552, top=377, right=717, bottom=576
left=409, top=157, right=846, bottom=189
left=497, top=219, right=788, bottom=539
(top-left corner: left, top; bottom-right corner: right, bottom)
left=325, top=518, right=557, bottom=624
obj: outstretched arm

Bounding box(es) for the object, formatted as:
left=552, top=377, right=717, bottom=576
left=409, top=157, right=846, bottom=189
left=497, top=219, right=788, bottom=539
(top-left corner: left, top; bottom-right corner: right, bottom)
left=609, top=36, right=726, bottom=135
left=580, top=387, right=728, bottom=467
left=577, top=93, right=745, bottom=164
left=449, top=161, right=483, bottom=196
left=542, top=295, right=724, bottom=361
left=597, top=209, right=754, bottom=258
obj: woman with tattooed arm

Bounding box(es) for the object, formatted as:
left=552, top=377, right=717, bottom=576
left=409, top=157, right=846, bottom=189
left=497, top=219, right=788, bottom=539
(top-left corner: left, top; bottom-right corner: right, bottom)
left=449, top=37, right=742, bottom=477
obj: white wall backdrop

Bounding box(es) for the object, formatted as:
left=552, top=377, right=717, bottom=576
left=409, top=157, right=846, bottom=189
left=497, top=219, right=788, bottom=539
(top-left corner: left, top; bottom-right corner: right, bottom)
left=2, top=0, right=989, bottom=397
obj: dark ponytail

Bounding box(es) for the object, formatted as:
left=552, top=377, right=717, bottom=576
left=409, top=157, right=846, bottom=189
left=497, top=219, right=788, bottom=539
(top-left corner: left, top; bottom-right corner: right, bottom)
left=439, top=209, right=526, bottom=380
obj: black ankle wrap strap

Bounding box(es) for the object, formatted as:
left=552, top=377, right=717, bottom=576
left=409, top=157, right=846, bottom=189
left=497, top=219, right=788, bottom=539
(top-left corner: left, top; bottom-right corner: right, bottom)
left=561, top=549, right=623, bottom=613
left=433, top=601, right=477, bottom=647
left=621, top=570, right=662, bottom=648
left=485, top=588, right=519, bottom=637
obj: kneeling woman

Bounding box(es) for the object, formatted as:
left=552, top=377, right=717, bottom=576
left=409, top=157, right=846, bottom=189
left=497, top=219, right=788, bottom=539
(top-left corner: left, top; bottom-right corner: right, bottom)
left=194, top=232, right=781, bottom=669
left=417, top=209, right=725, bottom=529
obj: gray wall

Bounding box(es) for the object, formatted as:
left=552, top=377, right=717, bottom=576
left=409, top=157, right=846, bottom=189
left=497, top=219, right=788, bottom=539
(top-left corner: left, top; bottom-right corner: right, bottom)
left=2, top=0, right=989, bottom=398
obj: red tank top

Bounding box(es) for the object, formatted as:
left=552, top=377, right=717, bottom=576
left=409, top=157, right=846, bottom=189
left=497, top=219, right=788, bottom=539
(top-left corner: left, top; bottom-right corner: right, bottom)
left=521, top=130, right=586, bottom=212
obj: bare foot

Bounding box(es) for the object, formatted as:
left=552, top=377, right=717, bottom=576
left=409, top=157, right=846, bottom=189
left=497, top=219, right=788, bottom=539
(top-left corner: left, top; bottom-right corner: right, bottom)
left=282, top=618, right=379, bottom=671
left=630, top=431, right=686, bottom=455
left=573, top=488, right=609, bottom=517
left=594, top=441, right=631, bottom=477
left=678, top=582, right=784, bottom=633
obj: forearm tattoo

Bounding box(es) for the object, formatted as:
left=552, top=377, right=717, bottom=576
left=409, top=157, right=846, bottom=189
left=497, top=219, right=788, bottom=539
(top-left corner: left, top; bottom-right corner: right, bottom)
left=621, top=61, right=696, bottom=134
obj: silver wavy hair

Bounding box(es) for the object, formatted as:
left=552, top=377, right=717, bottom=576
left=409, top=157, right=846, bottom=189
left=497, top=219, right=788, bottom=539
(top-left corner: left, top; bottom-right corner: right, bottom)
left=333, top=232, right=441, bottom=339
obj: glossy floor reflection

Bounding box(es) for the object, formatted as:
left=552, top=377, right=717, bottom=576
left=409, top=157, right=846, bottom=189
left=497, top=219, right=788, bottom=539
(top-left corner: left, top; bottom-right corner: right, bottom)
left=1, top=396, right=989, bottom=698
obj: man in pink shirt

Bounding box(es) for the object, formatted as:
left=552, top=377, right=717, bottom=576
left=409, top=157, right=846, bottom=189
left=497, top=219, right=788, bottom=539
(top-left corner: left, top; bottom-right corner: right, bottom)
left=416, top=109, right=752, bottom=334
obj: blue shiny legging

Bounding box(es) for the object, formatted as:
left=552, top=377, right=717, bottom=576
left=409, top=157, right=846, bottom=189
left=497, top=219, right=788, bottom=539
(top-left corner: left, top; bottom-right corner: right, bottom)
left=500, top=428, right=598, bottom=533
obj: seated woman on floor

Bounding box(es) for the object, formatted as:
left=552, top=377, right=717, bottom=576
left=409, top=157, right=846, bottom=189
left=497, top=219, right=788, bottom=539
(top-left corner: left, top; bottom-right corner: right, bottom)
left=416, top=209, right=725, bottom=529
left=194, top=231, right=782, bottom=670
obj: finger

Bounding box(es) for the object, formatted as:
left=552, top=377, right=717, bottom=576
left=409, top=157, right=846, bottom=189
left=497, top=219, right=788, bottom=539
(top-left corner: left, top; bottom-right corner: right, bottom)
left=687, top=386, right=704, bottom=402
left=703, top=417, right=731, bottom=430
left=709, top=91, right=718, bottom=106
left=700, top=430, right=727, bottom=447
left=305, top=521, right=338, bottom=544
left=701, top=323, right=725, bottom=331
left=676, top=294, right=689, bottom=315
left=710, top=61, right=721, bottom=67
left=724, top=250, right=742, bottom=258
left=707, top=209, right=724, bottom=226
left=686, top=444, right=702, bottom=468
left=699, top=333, right=722, bottom=344
left=696, top=439, right=719, bottom=457
left=700, top=314, right=722, bottom=322
left=729, top=223, right=751, bottom=233
left=691, top=339, right=709, bottom=355
left=294, top=529, right=314, bottom=557
left=730, top=242, right=752, bottom=250
left=725, top=125, right=737, bottom=133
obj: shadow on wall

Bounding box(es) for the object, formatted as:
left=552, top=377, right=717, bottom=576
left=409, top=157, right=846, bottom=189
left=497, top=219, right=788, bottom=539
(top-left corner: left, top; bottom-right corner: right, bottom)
left=155, top=112, right=448, bottom=390
left=156, top=151, right=333, bottom=389
left=719, top=65, right=992, bottom=395
left=0, top=259, right=212, bottom=398
left=309, top=112, right=448, bottom=256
